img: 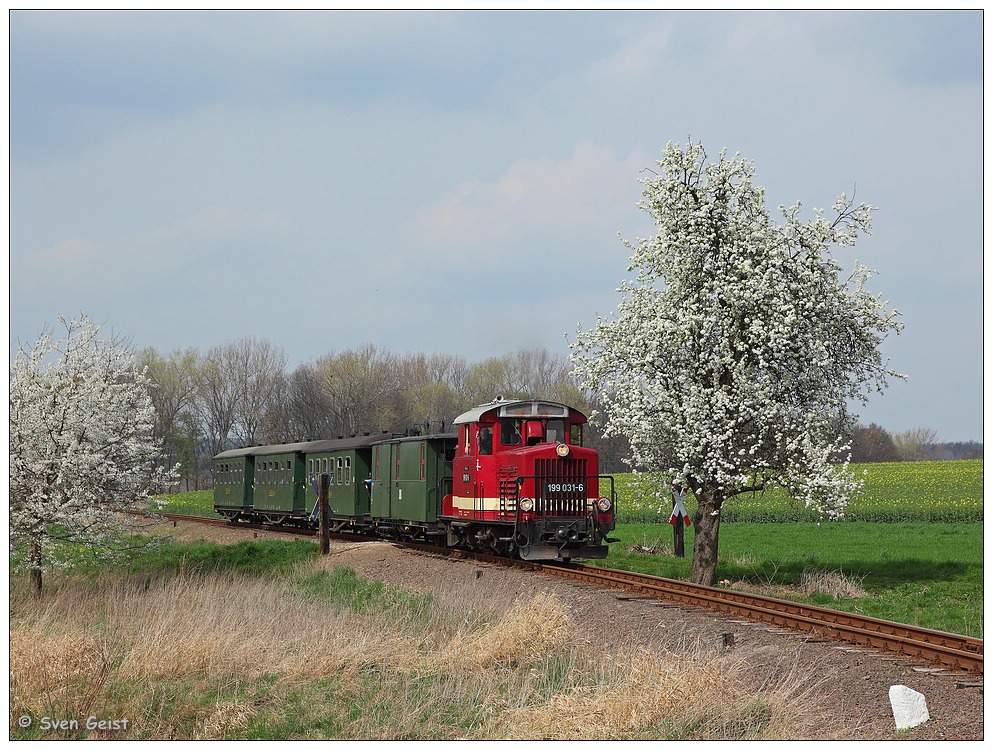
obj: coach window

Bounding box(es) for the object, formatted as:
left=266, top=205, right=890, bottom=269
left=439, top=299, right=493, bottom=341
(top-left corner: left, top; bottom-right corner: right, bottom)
left=336, top=458, right=343, bottom=485
left=344, top=457, right=352, bottom=485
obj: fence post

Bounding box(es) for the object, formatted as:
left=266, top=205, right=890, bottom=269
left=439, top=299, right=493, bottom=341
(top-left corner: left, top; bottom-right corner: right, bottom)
left=319, top=472, right=331, bottom=555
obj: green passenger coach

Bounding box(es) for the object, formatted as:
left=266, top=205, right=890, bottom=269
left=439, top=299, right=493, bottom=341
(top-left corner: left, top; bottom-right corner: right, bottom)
left=370, top=435, right=457, bottom=527
left=250, top=443, right=309, bottom=521
left=303, top=435, right=381, bottom=518
left=213, top=447, right=256, bottom=520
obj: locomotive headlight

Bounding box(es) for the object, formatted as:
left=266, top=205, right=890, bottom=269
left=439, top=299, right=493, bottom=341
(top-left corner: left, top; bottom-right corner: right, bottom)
left=597, top=497, right=612, bottom=512
left=555, top=442, right=570, bottom=458
left=520, top=498, right=534, bottom=512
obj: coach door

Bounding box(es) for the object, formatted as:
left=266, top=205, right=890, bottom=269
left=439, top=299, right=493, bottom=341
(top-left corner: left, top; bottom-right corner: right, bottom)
left=370, top=443, right=392, bottom=518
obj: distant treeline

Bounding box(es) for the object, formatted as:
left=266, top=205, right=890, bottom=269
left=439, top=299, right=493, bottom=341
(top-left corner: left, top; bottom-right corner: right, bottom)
left=140, top=341, right=631, bottom=488
left=849, top=424, right=982, bottom=464
left=138, top=338, right=979, bottom=490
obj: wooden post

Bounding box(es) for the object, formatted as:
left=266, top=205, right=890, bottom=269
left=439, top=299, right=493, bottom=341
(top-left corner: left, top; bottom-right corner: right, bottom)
left=319, top=472, right=331, bottom=555
left=672, top=484, right=686, bottom=558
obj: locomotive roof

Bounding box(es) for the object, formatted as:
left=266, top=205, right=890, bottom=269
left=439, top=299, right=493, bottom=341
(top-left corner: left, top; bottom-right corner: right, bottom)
left=213, top=434, right=387, bottom=460
left=452, top=399, right=584, bottom=425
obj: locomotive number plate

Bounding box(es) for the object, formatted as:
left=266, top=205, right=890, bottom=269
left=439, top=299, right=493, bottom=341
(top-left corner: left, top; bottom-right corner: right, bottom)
left=546, top=482, right=584, bottom=493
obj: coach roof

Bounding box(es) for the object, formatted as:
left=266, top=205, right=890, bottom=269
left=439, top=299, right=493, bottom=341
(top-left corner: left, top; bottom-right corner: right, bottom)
left=213, top=434, right=386, bottom=460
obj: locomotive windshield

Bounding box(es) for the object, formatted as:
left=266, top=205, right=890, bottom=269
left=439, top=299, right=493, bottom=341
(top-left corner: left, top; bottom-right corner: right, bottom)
left=501, top=419, right=522, bottom=447
left=498, top=417, right=569, bottom=447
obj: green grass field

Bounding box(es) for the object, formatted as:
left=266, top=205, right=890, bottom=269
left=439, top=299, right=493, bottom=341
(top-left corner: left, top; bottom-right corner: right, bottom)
left=597, top=522, right=983, bottom=637
left=615, top=460, right=984, bottom=523
left=152, top=460, right=983, bottom=636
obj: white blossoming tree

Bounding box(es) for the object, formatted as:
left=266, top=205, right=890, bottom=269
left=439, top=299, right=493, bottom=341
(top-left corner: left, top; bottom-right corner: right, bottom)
left=9, top=315, right=179, bottom=596
left=570, top=141, right=904, bottom=586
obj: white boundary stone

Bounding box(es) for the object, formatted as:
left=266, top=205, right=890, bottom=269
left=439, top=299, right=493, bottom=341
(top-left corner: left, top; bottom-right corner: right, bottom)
left=889, top=684, right=930, bottom=730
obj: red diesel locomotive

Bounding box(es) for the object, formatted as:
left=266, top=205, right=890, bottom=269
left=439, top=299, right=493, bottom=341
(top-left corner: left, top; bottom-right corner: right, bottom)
left=446, top=397, right=617, bottom=560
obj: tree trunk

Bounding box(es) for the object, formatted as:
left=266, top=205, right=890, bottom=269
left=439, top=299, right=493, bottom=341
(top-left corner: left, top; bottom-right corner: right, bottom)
left=690, top=487, right=723, bottom=586
left=29, top=537, right=43, bottom=598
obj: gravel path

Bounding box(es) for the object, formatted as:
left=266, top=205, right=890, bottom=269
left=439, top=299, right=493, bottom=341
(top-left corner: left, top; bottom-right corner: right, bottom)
left=168, top=521, right=984, bottom=740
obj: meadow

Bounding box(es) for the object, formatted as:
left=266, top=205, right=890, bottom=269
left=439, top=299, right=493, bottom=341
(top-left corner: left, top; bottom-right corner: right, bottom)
left=8, top=461, right=983, bottom=739
left=151, top=460, right=983, bottom=638
left=614, top=460, right=984, bottom=524
left=606, top=460, right=984, bottom=637
left=9, top=539, right=841, bottom=740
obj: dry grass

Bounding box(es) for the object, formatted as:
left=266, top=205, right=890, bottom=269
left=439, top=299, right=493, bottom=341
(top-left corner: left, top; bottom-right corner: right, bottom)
left=800, top=567, right=869, bottom=599
left=10, top=557, right=856, bottom=740
left=446, top=593, right=571, bottom=668
left=725, top=567, right=869, bottom=602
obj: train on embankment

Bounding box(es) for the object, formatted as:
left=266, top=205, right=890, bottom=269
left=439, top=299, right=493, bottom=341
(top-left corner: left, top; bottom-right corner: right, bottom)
left=213, top=398, right=618, bottom=561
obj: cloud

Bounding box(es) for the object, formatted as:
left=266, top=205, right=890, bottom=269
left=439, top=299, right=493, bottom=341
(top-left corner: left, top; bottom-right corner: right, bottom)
left=408, top=140, right=647, bottom=257
left=15, top=206, right=292, bottom=288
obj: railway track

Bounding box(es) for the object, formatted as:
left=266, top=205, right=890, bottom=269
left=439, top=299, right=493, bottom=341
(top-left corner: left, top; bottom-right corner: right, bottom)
left=163, top=512, right=983, bottom=675
left=547, top=563, right=984, bottom=675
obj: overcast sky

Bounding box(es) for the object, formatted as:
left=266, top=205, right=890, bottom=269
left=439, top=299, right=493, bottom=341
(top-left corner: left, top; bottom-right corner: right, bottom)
left=8, top=10, right=984, bottom=442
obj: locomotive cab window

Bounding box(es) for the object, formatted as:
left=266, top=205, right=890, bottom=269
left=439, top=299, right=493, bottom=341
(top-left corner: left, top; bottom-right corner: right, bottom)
left=546, top=419, right=566, bottom=444
left=570, top=423, right=583, bottom=446
left=501, top=418, right=522, bottom=447
left=479, top=426, right=493, bottom=455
